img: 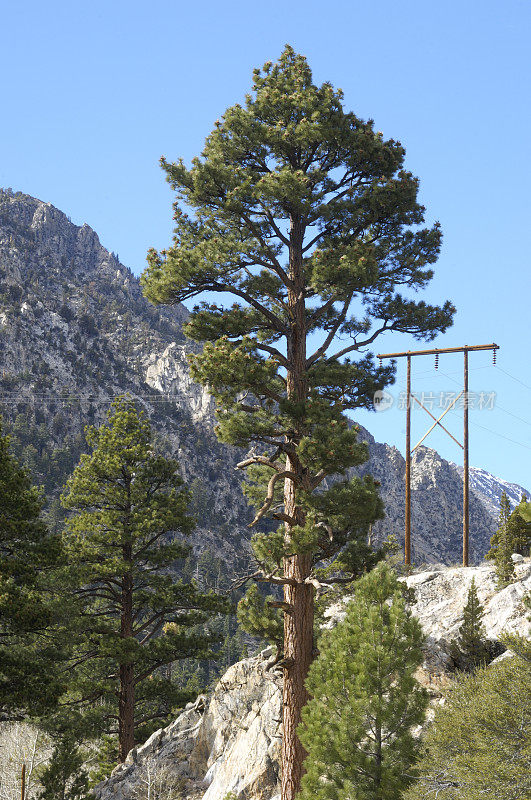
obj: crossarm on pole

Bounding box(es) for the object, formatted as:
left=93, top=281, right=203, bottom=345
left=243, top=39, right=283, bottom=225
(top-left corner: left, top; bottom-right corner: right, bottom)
left=411, top=394, right=464, bottom=450
left=412, top=391, right=464, bottom=452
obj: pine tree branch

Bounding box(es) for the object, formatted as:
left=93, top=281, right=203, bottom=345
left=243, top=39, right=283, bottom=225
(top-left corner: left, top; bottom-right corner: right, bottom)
left=133, top=612, right=166, bottom=640
left=306, top=295, right=353, bottom=366
left=307, top=295, right=339, bottom=325
left=133, top=531, right=170, bottom=561
left=250, top=471, right=298, bottom=527
left=324, top=322, right=390, bottom=361
left=316, top=521, right=333, bottom=540
left=236, top=455, right=282, bottom=471
left=237, top=208, right=291, bottom=284
left=302, top=576, right=327, bottom=599
left=272, top=512, right=298, bottom=525
left=302, top=176, right=367, bottom=253
left=256, top=574, right=299, bottom=587
left=253, top=343, right=289, bottom=367
left=310, top=469, right=328, bottom=490
left=254, top=201, right=291, bottom=248
left=268, top=600, right=294, bottom=615
left=230, top=570, right=262, bottom=590
left=230, top=569, right=298, bottom=590
left=238, top=261, right=289, bottom=311
left=204, top=281, right=288, bottom=333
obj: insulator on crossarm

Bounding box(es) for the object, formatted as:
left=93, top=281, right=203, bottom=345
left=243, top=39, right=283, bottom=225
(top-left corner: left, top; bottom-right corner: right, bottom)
left=434, top=353, right=439, bottom=370
left=493, top=348, right=497, bottom=365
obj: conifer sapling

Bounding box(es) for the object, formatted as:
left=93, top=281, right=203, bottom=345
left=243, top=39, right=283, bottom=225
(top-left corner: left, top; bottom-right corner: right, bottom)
left=298, top=564, right=428, bottom=800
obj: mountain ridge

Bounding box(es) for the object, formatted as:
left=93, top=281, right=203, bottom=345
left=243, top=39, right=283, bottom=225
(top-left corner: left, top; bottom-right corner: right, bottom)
left=0, top=188, right=528, bottom=565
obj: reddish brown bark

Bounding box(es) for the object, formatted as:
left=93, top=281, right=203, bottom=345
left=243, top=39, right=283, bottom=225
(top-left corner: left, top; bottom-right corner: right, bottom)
left=281, top=551, right=313, bottom=800
left=118, top=660, right=135, bottom=762
left=281, top=215, right=314, bottom=800
left=118, top=531, right=135, bottom=762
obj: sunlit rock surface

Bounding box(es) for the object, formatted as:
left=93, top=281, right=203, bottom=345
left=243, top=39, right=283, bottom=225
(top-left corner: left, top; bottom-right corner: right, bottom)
left=94, top=561, right=530, bottom=800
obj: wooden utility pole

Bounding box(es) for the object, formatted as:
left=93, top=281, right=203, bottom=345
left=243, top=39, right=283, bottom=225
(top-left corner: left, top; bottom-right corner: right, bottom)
left=377, top=343, right=499, bottom=567
left=21, top=764, right=26, bottom=800
left=405, top=355, right=411, bottom=567
left=463, top=349, right=469, bottom=567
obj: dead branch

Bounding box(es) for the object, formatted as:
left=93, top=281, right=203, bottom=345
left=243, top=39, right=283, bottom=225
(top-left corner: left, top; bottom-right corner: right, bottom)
left=267, top=600, right=294, bottom=615
left=249, top=470, right=297, bottom=527
left=256, top=574, right=299, bottom=587
left=236, top=455, right=282, bottom=471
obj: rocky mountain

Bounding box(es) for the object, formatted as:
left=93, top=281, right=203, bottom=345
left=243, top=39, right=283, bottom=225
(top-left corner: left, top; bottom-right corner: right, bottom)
left=452, top=463, right=528, bottom=517
left=0, top=189, right=528, bottom=566
left=355, top=432, right=529, bottom=564
left=0, top=188, right=252, bottom=565
left=93, top=559, right=531, bottom=800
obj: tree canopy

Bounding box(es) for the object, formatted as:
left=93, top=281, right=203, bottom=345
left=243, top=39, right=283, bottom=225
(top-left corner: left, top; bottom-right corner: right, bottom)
left=298, top=564, right=428, bottom=800
left=142, top=45, right=454, bottom=799
left=0, top=416, right=63, bottom=719
left=54, top=398, right=228, bottom=762
left=407, top=643, right=531, bottom=800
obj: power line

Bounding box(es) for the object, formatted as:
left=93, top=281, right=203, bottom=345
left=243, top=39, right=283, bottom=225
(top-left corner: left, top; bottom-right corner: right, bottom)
left=444, top=406, right=531, bottom=452
left=391, top=362, right=494, bottom=397
left=438, top=369, right=531, bottom=429
left=392, top=361, right=492, bottom=383
left=495, top=404, right=531, bottom=429
left=495, top=364, right=531, bottom=392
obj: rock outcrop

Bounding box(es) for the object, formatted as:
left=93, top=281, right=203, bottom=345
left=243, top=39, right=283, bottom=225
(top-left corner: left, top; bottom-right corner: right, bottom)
left=94, top=561, right=531, bottom=800
left=93, top=656, right=282, bottom=800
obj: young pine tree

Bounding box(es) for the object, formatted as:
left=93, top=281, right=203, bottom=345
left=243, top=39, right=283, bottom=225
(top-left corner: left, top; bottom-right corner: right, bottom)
left=406, top=646, right=531, bottom=800
left=38, top=738, right=89, bottom=800
left=487, top=492, right=515, bottom=586
left=298, top=564, right=428, bottom=800
left=58, top=397, right=229, bottom=762
left=450, top=578, right=489, bottom=672
left=0, top=416, right=63, bottom=719
left=141, top=46, right=454, bottom=798
left=506, top=494, right=530, bottom=557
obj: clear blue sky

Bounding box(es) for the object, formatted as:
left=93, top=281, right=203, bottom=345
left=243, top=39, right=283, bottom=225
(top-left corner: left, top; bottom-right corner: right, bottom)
left=2, top=0, right=530, bottom=489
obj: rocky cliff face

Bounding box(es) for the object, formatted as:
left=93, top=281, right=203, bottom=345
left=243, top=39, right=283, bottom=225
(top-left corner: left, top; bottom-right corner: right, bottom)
left=0, top=189, right=527, bottom=567
left=93, top=560, right=531, bottom=800
left=0, top=189, right=253, bottom=563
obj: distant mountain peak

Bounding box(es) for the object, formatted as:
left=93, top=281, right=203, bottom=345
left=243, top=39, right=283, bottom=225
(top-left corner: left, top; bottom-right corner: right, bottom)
left=450, top=462, right=528, bottom=519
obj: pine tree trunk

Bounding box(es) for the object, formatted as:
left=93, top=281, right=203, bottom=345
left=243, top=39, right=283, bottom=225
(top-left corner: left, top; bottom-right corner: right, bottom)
left=282, top=550, right=313, bottom=800
left=119, top=535, right=135, bottom=762
left=118, top=661, right=135, bottom=762
left=281, top=216, right=314, bottom=800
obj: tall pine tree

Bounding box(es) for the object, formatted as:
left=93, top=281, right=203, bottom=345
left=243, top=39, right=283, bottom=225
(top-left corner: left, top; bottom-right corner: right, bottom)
left=57, top=397, right=228, bottom=762
left=298, top=564, right=428, bottom=800
left=142, top=46, right=454, bottom=798
left=0, top=415, right=63, bottom=719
